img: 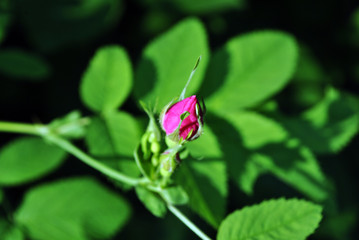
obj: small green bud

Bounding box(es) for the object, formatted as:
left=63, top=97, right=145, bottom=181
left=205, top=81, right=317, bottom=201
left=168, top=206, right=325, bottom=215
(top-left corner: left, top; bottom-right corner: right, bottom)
left=150, top=141, right=161, bottom=154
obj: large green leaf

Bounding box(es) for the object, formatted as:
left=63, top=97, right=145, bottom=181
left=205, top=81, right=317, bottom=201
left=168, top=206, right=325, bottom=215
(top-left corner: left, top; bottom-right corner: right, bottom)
left=167, top=0, right=246, bottom=14
left=175, top=157, right=227, bottom=228
left=279, top=87, right=359, bottom=154
left=80, top=46, right=132, bottom=113
left=85, top=113, right=141, bottom=188
left=208, top=112, right=332, bottom=201
left=13, top=0, right=121, bottom=52
left=0, top=137, right=67, bottom=186
left=0, top=49, right=50, bottom=79
left=15, top=177, right=131, bottom=240
left=85, top=116, right=116, bottom=156
left=134, top=18, right=209, bottom=111
left=204, top=31, right=298, bottom=111
left=105, top=111, right=142, bottom=156
left=86, top=111, right=141, bottom=157
left=217, top=198, right=322, bottom=240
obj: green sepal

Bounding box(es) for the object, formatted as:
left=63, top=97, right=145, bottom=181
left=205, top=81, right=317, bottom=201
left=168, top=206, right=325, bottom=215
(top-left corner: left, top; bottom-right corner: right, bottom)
left=48, top=110, right=90, bottom=139
left=134, top=144, right=152, bottom=180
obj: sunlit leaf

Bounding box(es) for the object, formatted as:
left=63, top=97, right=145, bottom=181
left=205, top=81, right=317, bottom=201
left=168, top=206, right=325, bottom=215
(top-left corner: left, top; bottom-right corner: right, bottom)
left=204, top=31, right=298, bottom=111
left=80, top=46, right=132, bottom=113
left=0, top=137, right=67, bottom=186
left=175, top=158, right=227, bottom=228
left=217, top=198, right=322, bottom=240
left=0, top=49, right=50, bottom=79
left=135, top=18, right=209, bottom=111
left=278, top=87, right=359, bottom=154
left=208, top=112, right=332, bottom=201
left=15, top=177, right=131, bottom=240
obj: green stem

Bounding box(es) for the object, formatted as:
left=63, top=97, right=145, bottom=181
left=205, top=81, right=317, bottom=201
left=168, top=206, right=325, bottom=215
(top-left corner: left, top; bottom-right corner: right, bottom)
left=167, top=204, right=212, bottom=240
left=0, top=121, right=141, bottom=186
left=45, top=134, right=141, bottom=186
left=0, top=121, right=45, bottom=136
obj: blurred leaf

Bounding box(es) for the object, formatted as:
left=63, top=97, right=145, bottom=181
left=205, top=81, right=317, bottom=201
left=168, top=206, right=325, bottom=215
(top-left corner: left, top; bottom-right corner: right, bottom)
left=175, top=158, right=227, bottom=228
left=15, top=177, right=131, bottom=240
left=0, top=219, right=25, bottom=240
left=0, top=0, right=11, bottom=44
left=279, top=87, right=359, bottom=154
left=135, top=18, right=209, bottom=111
left=0, top=49, right=50, bottom=79
left=317, top=209, right=357, bottom=240
left=217, top=198, right=322, bottom=240
left=294, top=45, right=325, bottom=83
left=0, top=137, right=67, bottom=186
left=161, top=186, right=189, bottom=205
left=166, top=0, right=246, bottom=14
left=80, top=46, right=132, bottom=113
left=208, top=112, right=332, bottom=201
left=135, top=186, right=167, bottom=217
left=49, top=111, right=89, bottom=139
left=0, top=189, right=2, bottom=204
left=13, top=0, right=121, bottom=52
left=204, top=31, right=298, bottom=111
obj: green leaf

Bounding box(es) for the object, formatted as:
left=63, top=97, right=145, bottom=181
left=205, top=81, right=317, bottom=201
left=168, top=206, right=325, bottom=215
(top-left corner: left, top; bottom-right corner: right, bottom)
left=208, top=112, right=332, bottom=201
left=135, top=186, right=167, bottom=217
left=0, top=49, right=50, bottom=79
left=175, top=158, right=227, bottom=228
left=161, top=186, right=189, bottom=205
left=105, top=111, right=142, bottom=156
left=0, top=219, right=25, bottom=240
left=280, top=87, right=359, bottom=154
left=85, top=111, right=141, bottom=157
left=0, top=137, right=67, bottom=186
left=167, top=0, right=246, bottom=14
left=15, top=177, right=131, bottom=240
left=204, top=31, right=298, bottom=111
left=217, top=198, right=322, bottom=240
left=0, top=189, right=2, bottom=204
left=134, top=18, right=209, bottom=111
left=85, top=116, right=116, bottom=156
left=1, top=226, right=24, bottom=240
left=187, top=125, right=223, bottom=159
left=13, top=0, right=121, bottom=52
left=80, top=46, right=132, bottom=113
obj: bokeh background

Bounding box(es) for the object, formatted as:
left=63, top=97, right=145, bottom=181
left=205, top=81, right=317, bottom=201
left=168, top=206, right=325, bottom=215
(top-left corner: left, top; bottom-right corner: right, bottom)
left=1, top=0, right=359, bottom=239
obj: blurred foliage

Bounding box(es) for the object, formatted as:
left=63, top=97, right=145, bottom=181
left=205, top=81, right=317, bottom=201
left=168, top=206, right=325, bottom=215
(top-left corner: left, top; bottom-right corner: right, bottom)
left=1, top=0, right=359, bottom=239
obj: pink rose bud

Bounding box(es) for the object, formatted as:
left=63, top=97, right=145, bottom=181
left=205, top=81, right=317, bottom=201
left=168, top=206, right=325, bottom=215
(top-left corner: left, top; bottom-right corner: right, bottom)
left=160, top=95, right=204, bottom=142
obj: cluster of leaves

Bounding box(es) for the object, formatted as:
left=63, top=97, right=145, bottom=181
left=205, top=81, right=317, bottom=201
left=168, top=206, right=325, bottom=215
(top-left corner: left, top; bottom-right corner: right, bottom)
left=1, top=0, right=359, bottom=239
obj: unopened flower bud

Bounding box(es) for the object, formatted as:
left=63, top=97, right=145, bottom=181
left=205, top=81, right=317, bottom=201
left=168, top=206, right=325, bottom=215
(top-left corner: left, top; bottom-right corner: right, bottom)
left=160, top=95, right=204, bottom=142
